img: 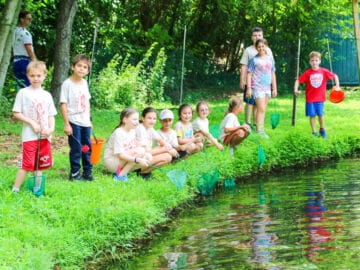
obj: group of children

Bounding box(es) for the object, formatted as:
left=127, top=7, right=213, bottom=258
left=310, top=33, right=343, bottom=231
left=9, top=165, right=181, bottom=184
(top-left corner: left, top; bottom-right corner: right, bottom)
left=12, top=55, right=94, bottom=192
left=11, top=42, right=341, bottom=191
left=103, top=98, right=251, bottom=181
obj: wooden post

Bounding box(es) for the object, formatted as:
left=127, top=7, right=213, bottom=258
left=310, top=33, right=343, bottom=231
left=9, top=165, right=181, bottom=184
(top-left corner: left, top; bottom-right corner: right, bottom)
left=352, top=0, right=360, bottom=84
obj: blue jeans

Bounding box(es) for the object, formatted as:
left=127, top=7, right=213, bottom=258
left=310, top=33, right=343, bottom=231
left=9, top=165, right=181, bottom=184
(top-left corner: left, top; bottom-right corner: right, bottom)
left=13, top=58, right=31, bottom=89
left=68, top=123, right=92, bottom=175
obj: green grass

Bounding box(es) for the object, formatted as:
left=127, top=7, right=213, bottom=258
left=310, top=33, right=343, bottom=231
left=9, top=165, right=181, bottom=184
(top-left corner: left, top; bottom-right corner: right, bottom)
left=0, top=89, right=359, bottom=269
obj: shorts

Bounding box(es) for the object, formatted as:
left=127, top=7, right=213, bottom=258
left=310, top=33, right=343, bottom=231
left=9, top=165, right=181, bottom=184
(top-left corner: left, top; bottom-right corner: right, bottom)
left=243, top=85, right=256, bottom=105
left=254, top=89, right=271, bottom=99
left=306, top=102, right=324, bottom=117
left=20, top=139, right=53, bottom=171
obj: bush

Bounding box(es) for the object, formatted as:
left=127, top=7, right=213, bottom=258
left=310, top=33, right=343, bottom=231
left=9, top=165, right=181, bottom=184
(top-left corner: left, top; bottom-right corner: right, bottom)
left=0, top=96, right=13, bottom=118
left=91, top=44, right=168, bottom=109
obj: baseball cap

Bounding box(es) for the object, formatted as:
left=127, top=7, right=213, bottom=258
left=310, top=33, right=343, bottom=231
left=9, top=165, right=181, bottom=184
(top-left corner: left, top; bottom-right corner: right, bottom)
left=159, top=109, right=174, bottom=120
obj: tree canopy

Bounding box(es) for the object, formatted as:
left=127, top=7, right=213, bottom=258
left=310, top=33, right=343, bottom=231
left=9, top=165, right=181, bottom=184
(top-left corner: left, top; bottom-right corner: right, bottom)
left=0, top=0, right=355, bottom=106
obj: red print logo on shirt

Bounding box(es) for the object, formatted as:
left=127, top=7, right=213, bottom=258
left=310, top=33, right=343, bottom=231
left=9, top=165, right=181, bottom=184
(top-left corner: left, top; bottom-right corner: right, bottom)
left=310, top=73, right=323, bottom=88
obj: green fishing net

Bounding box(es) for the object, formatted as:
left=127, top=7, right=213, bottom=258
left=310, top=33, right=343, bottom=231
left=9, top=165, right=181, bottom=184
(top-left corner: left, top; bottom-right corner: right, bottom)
left=27, top=175, right=46, bottom=197
left=197, top=169, right=219, bottom=196
left=166, top=169, right=187, bottom=190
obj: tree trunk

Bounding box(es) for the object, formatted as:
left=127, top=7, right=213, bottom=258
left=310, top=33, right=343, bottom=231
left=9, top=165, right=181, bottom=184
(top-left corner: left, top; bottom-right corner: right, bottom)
left=50, top=0, right=78, bottom=104
left=0, top=0, right=22, bottom=95
left=352, top=0, right=360, bottom=85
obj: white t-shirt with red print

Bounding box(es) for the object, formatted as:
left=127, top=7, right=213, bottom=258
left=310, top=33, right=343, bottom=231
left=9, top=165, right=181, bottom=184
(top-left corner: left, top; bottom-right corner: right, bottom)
left=13, top=87, right=57, bottom=142
left=135, top=123, right=161, bottom=149
left=60, top=78, right=91, bottom=127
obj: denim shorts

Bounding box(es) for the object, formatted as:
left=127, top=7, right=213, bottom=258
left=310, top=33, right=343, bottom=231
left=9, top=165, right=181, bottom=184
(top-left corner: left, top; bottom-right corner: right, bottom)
left=306, top=102, right=324, bottom=117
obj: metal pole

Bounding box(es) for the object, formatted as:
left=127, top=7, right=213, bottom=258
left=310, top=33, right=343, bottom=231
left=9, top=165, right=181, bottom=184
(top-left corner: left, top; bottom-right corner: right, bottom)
left=180, top=25, right=186, bottom=104
left=292, top=31, right=301, bottom=126
left=88, top=17, right=100, bottom=86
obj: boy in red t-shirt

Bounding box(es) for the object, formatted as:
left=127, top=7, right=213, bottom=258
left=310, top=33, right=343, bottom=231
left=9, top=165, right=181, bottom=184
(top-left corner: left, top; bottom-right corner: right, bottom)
left=294, top=51, right=340, bottom=138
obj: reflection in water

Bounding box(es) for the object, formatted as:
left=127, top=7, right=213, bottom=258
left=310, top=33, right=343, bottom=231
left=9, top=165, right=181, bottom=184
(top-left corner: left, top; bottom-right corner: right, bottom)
left=249, top=183, right=278, bottom=268
left=108, top=158, right=360, bottom=270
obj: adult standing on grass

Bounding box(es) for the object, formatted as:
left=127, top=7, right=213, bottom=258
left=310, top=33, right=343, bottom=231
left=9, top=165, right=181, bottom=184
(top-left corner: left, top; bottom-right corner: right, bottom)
left=240, top=27, right=274, bottom=129
left=13, top=10, right=37, bottom=89
left=60, top=55, right=94, bottom=181
left=246, top=39, right=277, bottom=139
left=294, top=51, right=340, bottom=138
left=12, top=61, right=57, bottom=193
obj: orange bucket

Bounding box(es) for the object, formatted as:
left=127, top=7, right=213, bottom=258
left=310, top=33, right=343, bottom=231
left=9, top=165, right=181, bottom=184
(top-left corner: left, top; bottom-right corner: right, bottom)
left=90, top=138, right=104, bottom=165
left=329, top=87, right=345, bottom=103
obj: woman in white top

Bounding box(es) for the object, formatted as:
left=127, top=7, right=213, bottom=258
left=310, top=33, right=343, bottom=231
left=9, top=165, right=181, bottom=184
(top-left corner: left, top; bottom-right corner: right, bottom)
left=13, top=10, right=37, bottom=88
left=103, top=108, right=152, bottom=181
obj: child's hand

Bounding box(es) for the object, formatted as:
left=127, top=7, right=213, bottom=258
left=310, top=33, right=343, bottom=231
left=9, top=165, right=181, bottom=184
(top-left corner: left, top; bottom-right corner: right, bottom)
left=242, top=123, right=251, bottom=132
left=294, top=89, right=301, bottom=96
left=31, top=121, right=41, bottom=134
left=137, top=157, right=150, bottom=167
left=333, top=85, right=341, bottom=91
left=246, top=89, right=252, bottom=98
left=216, top=142, right=224, bottom=151
left=41, top=129, right=53, bottom=138
left=64, top=124, right=73, bottom=136
left=169, top=148, right=179, bottom=158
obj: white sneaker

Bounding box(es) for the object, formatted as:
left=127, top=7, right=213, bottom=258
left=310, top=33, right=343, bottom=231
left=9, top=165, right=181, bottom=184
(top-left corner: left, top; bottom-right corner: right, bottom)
left=257, top=130, right=270, bottom=139
left=229, top=147, right=235, bottom=156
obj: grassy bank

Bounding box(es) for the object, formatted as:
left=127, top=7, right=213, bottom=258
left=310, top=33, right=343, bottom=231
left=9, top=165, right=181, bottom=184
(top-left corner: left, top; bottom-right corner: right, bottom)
left=0, top=91, right=359, bottom=269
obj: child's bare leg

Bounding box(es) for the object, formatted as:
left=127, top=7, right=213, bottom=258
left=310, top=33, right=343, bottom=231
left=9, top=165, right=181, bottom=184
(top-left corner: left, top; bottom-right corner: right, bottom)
left=229, top=130, right=247, bottom=147
left=255, top=97, right=268, bottom=131
left=13, top=169, right=28, bottom=191
left=141, top=153, right=172, bottom=173
left=310, top=117, right=317, bottom=133
left=184, top=143, right=197, bottom=154
left=245, top=104, right=254, bottom=124
left=318, top=116, right=325, bottom=130
left=119, top=162, right=136, bottom=176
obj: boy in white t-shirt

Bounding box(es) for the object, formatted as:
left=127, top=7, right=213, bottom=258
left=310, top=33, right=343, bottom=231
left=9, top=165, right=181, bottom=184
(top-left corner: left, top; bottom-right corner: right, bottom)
left=60, top=55, right=93, bottom=181
left=12, top=61, right=57, bottom=193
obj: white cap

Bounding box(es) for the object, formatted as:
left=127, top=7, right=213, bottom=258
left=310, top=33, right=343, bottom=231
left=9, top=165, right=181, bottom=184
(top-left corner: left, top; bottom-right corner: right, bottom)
left=159, top=109, right=174, bottom=120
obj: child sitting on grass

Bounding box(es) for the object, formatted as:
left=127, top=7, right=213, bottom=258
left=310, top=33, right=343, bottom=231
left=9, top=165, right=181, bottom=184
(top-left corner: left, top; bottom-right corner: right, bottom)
left=174, top=104, right=203, bottom=156
left=103, top=108, right=152, bottom=182
left=135, top=107, right=175, bottom=179
left=192, top=101, right=224, bottom=151
left=157, top=109, right=185, bottom=159
left=219, top=97, right=251, bottom=155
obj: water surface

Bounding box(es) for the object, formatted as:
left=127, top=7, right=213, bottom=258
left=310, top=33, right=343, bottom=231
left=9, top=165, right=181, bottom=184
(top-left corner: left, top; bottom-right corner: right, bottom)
left=111, top=158, right=360, bottom=269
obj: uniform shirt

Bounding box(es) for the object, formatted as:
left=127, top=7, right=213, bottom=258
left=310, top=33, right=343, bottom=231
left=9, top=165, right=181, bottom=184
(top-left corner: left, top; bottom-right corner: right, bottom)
left=104, top=127, right=137, bottom=159
left=60, top=78, right=91, bottom=127
left=13, top=27, right=33, bottom=58
left=157, top=129, right=178, bottom=148
left=219, top=113, right=240, bottom=142
left=298, top=67, right=336, bottom=102
left=13, top=87, right=57, bottom=142
left=135, top=123, right=160, bottom=149
left=192, top=117, right=209, bottom=133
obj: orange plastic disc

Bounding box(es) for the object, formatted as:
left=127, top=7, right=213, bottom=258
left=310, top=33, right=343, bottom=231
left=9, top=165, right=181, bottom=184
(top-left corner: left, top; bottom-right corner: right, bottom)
left=329, top=87, right=345, bottom=103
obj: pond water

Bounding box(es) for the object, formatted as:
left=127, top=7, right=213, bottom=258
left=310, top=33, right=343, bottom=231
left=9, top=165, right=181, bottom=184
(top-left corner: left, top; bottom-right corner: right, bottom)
left=109, top=158, right=360, bottom=270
